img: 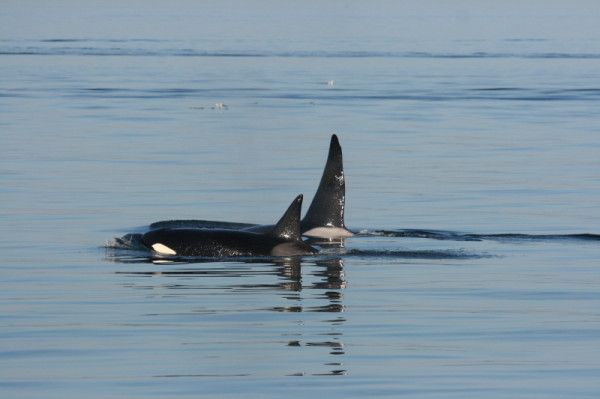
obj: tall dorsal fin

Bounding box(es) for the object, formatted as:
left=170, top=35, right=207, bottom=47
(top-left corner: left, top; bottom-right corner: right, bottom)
left=301, top=134, right=347, bottom=231
left=270, top=194, right=304, bottom=241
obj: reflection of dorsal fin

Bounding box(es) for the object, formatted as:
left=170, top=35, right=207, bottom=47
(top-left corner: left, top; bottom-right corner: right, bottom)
left=301, top=134, right=347, bottom=231
left=271, top=195, right=304, bottom=241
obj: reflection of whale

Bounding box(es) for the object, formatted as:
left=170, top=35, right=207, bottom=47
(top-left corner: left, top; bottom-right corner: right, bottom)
left=150, top=135, right=354, bottom=238
left=109, top=253, right=348, bottom=368
left=141, top=195, right=317, bottom=257
left=108, top=255, right=346, bottom=297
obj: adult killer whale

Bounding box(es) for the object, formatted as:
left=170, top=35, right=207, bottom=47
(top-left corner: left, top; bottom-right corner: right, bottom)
left=141, top=195, right=318, bottom=257
left=150, top=134, right=354, bottom=238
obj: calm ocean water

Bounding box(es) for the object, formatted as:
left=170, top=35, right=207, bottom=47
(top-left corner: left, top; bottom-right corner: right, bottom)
left=1, top=1, right=599, bottom=398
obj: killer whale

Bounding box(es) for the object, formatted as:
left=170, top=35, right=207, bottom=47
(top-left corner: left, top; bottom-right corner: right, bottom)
left=141, top=195, right=317, bottom=257
left=149, top=134, right=354, bottom=238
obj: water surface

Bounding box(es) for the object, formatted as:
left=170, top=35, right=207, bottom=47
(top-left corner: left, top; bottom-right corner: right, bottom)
left=1, top=1, right=599, bottom=398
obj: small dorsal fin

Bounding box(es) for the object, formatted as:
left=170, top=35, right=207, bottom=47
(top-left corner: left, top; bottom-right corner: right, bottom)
left=301, top=134, right=347, bottom=231
left=270, top=194, right=304, bottom=241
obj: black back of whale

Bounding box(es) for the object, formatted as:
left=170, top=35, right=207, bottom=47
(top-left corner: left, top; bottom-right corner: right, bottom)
left=150, top=135, right=353, bottom=238
left=141, top=195, right=317, bottom=257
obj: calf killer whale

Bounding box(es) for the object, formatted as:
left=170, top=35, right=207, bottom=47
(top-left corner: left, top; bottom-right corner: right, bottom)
left=150, top=134, right=354, bottom=238
left=141, top=195, right=317, bottom=257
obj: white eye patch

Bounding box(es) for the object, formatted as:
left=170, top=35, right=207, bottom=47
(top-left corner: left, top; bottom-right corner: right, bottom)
left=151, top=243, right=177, bottom=255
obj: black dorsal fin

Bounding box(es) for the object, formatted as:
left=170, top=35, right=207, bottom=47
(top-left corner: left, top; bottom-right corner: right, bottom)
left=301, top=134, right=347, bottom=231
left=270, top=194, right=304, bottom=241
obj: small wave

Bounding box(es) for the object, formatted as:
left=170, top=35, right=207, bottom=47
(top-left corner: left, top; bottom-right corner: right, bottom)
left=105, top=233, right=145, bottom=250
left=264, top=88, right=600, bottom=103
left=3, top=42, right=600, bottom=60
left=359, top=229, right=482, bottom=241
left=342, top=248, right=487, bottom=259
left=40, top=39, right=99, bottom=43
left=362, top=229, right=600, bottom=243
left=466, top=233, right=600, bottom=242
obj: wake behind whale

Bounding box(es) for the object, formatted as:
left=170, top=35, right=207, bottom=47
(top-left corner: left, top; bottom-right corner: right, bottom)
left=360, top=229, right=600, bottom=242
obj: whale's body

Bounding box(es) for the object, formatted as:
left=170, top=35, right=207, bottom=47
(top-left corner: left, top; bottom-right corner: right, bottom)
left=141, top=195, right=317, bottom=257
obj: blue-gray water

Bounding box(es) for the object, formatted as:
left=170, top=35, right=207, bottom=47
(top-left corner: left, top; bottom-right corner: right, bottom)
left=1, top=1, right=599, bottom=398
